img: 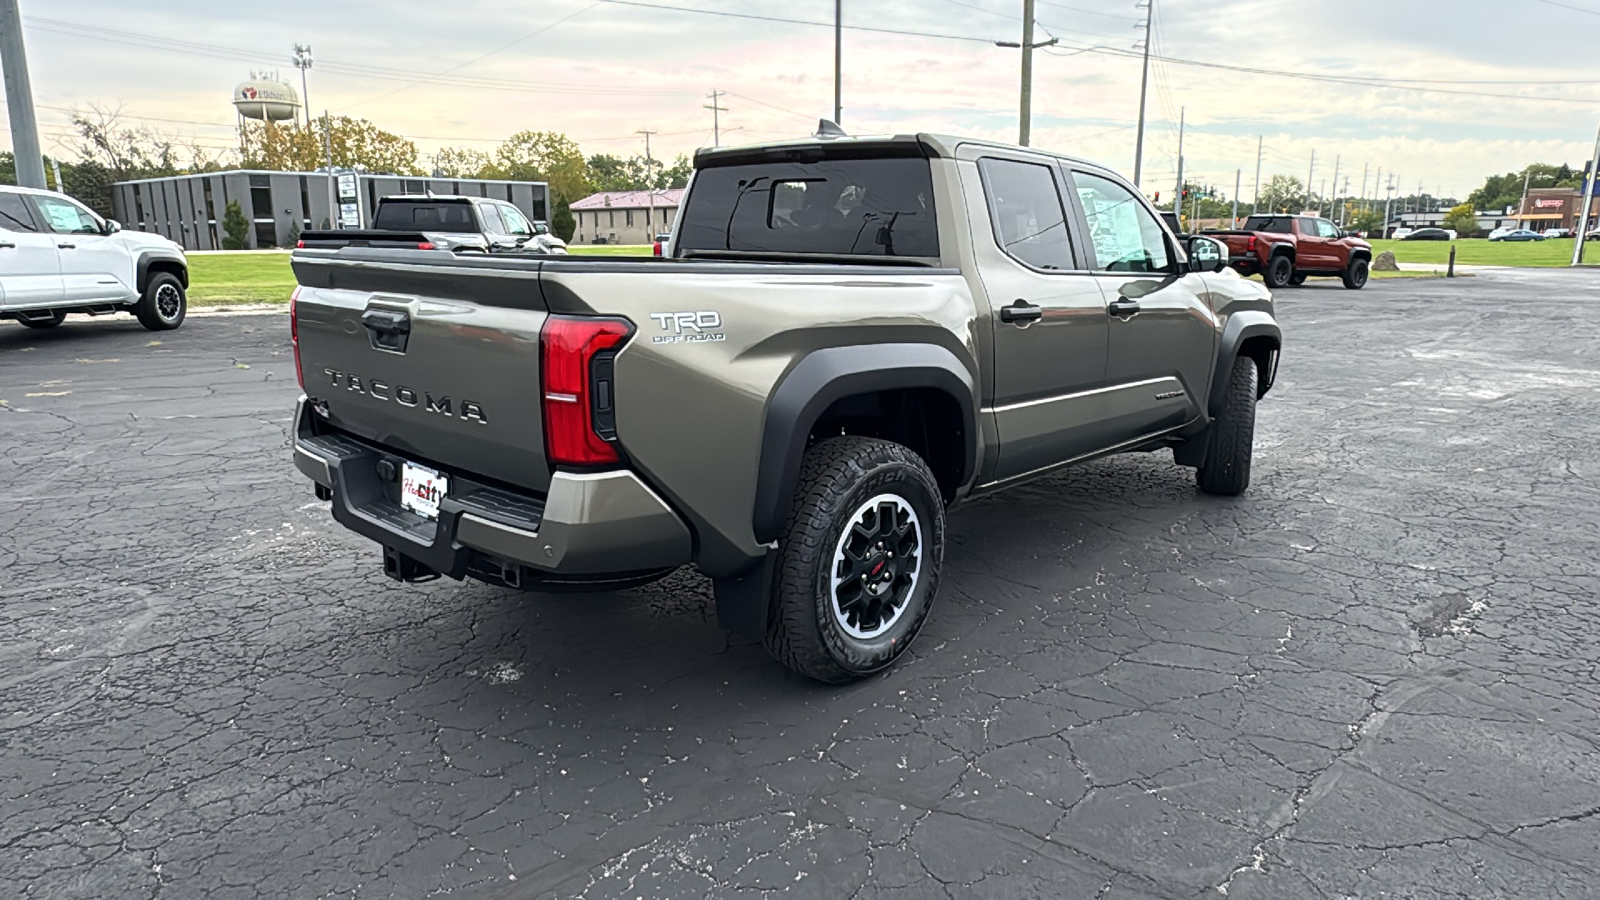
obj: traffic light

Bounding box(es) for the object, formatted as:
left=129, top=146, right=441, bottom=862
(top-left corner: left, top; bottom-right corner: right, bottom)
left=1153, top=192, right=1161, bottom=202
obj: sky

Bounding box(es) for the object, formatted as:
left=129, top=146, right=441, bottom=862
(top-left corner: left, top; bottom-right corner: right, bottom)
left=14, top=0, right=1600, bottom=203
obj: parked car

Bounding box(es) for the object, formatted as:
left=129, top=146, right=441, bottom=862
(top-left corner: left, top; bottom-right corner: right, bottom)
left=0, top=185, right=188, bottom=331
left=1205, top=213, right=1372, bottom=289
left=1543, top=228, right=1573, bottom=239
left=288, top=131, right=1281, bottom=682
left=1391, top=227, right=1414, bottom=240
left=1402, top=228, right=1454, bottom=241
left=1490, top=229, right=1546, bottom=242
left=1487, top=226, right=1515, bottom=241
left=298, top=195, right=567, bottom=254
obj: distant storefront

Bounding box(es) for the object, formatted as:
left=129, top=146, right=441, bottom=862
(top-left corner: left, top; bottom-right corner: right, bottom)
left=1518, top=187, right=1600, bottom=232
left=111, top=171, right=551, bottom=251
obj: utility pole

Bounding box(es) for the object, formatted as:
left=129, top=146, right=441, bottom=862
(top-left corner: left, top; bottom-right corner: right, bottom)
left=1304, top=149, right=1315, bottom=214
left=1573, top=117, right=1600, bottom=266
left=0, top=0, right=45, bottom=189
left=1328, top=155, right=1340, bottom=219
left=1382, top=174, right=1397, bottom=238
left=1131, top=0, right=1154, bottom=186
left=1173, top=106, right=1185, bottom=217
left=322, top=110, right=336, bottom=229
left=639, top=129, right=658, bottom=240
left=1359, top=164, right=1369, bottom=218
left=704, top=90, right=727, bottom=148
left=833, top=0, right=842, bottom=124
left=1340, top=176, right=1351, bottom=226
left=1318, top=180, right=1327, bottom=218
left=1232, top=169, right=1241, bottom=227
left=1373, top=167, right=1382, bottom=217
left=1004, top=0, right=1057, bottom=147
left=1515, top=169, right=1532, bottom=227
left=1252, top=135, right=1263, bottom=214
left=292, top=44, right=313, bottom=131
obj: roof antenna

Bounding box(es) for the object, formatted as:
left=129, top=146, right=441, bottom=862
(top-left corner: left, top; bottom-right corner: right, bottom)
left=816, top=119, right=848, bottom=139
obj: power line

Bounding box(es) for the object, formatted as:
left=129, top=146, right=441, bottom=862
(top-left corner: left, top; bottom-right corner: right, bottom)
left=1534, top=0, right=1600, bottom=16
left=588, top=0, right=997, bottom=43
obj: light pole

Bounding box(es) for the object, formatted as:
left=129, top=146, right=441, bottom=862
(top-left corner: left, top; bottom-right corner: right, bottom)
left=834, top=0, right=842, bottom=124
left=1251, top=135, right=1262, bottom=215
left=0, top=0, right=45, bottom=189
left=1131, top=0, right=1153, bottom=186
left=995, top=0, right=1057, bottom=147
left=292, top=44, right=313, bottom=131
left=1573, top=117, right=1600, bottom=266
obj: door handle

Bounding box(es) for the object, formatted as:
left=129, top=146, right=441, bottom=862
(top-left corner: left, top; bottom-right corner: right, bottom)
left=1108, top=298, right=1141, bottom=317
left=999, top=299, right=1043, bottom=324
left=0, top=241, right=15, bottom=249
left=57, top=242, right=76, bottom=249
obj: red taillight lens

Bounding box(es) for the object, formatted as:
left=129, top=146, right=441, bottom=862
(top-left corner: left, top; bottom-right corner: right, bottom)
left=417, top=241, right=436, bottom=250
left=289, top=286, right=304, bottom=391
left=1247, top=236, right=1257, bottom=253
left=296, top=239, right=306, bottom=248
left=653, top=241, right=663, bottom=257
left=540, top=315, right=633, bottom=466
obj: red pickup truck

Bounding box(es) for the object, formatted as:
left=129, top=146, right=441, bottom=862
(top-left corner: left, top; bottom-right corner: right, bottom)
left=1207, top=214, right=1372, bottom=290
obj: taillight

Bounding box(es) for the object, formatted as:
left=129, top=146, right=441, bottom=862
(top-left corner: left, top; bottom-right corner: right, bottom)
left=1246, top=236, right=1257, bottom=253
left=289, top=286, right=304, bottom=391
left=296, top=239, right=305, bottom=248
left=417, top=241, right=436, bottom=250
left=540, top=316, right=633, bottom=465
left=653, top=241, right=663, bottom=257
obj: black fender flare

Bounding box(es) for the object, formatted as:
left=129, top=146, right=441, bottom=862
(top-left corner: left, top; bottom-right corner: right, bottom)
left=1207, top=311, right=1281, bottom=417
left=751, top=343, right=977, bottom=545
left=136, top=251, right=189, bottom=294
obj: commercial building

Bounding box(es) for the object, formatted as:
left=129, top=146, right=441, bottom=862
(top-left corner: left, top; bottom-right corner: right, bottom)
left=1517, top=187, right=1600, bottom=232
left=571, top=189, right=683, bottom=245
left=110, top=171, right=551, bottom=251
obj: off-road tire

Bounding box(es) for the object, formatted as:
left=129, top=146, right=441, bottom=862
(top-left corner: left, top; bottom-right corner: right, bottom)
left=136, top=272, right=186, bottom=331
left=1196, top=356, right=1258, bottom=496
left=765, top=437, right=945, bottom=683
left=1263, top=254, right=1294, bottom=289
left=1287, top=274, right=1307, bottom=286
left=1342, top=257, right=1370, bottom=290
left=17, top=310, right=66, bottom=329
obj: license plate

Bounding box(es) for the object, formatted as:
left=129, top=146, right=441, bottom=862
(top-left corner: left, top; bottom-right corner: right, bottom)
left=399, top=461, right=448, bottom=520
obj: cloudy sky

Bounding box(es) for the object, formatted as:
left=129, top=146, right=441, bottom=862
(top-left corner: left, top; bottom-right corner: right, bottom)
left=16, top=0, right=1600, bottom=201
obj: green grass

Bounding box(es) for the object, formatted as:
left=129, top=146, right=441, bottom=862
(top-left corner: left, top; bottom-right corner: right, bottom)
left=187, top=253, right=297, bottom=306
left=1367, top=237, right=1581, bottom=268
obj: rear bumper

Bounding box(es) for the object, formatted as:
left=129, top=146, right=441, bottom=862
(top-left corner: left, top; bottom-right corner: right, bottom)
left=292, top=398, right=692, bottom=580
left=1228, top=256, right=1261, bottom=275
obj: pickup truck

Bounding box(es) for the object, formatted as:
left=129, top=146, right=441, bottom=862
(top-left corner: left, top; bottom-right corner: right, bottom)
left=0, top=185, right=188, bottom=331
left=289, top=131, right=1282, bottom=682
left=297, top=194, right=567, bottom=254
left=1206, top=214, right=1372, bottom=289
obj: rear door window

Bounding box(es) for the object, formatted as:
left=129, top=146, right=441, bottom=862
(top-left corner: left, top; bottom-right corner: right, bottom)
left=978, top=157, right=1074, bottom=270
left=676, top=155, right=939, bottom=258
left=0, top=192, right=38, bottom=231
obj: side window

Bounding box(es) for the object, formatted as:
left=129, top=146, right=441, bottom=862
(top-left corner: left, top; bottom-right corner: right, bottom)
left=478, top=202, right=507, bottom=235
left=978, top=157, right=1074, bottom=270
left=0, top=192, right=38, bottom=232
left=499, top=204, right=532, bottom=236
left=32, top=195, right=101, bottom=235
left=1073, top=171, right=1171, bottom=273
left=1316, top=219, right=1341, bottom=239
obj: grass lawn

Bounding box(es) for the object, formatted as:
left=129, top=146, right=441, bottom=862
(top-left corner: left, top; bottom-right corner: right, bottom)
left=187, top=252, right=297, bottom=306
left=1367, top=237, right=1585, bottom=268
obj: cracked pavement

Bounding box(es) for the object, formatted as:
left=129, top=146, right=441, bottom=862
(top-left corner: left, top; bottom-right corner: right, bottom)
left=3, top=269, right=1599, bottom=899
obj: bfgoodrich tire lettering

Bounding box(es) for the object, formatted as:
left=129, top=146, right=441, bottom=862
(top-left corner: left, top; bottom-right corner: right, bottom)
left=1196, top=356, right=1258, bottom=496
left=137, top=272, right=186, bottom=331
left=766, top=436, right=945, bottom=683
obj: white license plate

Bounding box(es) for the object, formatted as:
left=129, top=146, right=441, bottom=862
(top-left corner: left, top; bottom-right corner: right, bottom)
left=399, top=461, right=448, bottom=520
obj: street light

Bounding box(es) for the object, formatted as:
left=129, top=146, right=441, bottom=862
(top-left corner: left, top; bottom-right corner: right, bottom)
left=292, top=44, right=313, bottom=131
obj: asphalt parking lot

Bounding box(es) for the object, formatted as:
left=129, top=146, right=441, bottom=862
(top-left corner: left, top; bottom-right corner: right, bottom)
left=4, top=268, right=1600, bottom=899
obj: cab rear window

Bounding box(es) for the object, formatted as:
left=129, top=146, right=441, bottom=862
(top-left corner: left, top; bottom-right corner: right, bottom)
left=676, top=156, right=939, bottom=259
left=373, top=202, right=477, bottom=232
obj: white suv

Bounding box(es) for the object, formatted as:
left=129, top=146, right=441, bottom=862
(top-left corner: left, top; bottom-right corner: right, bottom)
left=0, top=185, right=188, bottom=331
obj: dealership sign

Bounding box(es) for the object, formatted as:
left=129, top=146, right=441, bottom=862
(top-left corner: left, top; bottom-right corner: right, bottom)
left=1533, top=198, right=1565, bottom=209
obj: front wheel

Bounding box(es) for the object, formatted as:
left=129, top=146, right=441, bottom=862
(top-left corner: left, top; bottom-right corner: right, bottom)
left=136, top=272, right=187, bottom=331
left=766, top=437, right=945, bottom=683
left=1287, top=274, right=1307, bottom=286
left=1342, top=257, right=1370, bottom=290
left=1263, top=255, right=1294, bottom=289
left=1196, top=357, right=1259, bottom=496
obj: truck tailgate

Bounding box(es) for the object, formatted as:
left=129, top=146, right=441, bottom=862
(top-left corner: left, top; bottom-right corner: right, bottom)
left=291, top=250, right=553, bottom=494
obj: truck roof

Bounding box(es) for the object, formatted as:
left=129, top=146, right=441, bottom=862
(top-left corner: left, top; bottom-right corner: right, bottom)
left=694, top=131, right=1114, bottom=177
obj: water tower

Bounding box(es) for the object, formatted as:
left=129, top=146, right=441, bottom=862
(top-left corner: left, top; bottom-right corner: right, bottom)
left=232, top=71, right=301, bottom=124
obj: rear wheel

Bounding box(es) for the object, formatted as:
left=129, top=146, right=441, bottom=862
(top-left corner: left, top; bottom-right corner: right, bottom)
left=1263, top=254, right=1294, bottom=289
left=766, top=437, right=945, bottom=683
left=1196, top=357, right=1258, bottom=497
left=16, top=310, right=66, bottom=329
left=1342, top=257, right=1370, bottom=290
left=136, top=272, right=186, bottom=331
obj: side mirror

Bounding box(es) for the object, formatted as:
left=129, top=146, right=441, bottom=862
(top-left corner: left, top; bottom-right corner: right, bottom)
left=1186, top=235, right=1227, bottom=273
left=102, top=219, right=122, bottom=235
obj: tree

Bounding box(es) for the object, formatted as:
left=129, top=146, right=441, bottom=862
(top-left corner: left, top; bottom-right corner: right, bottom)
left=1443, top=202, right=1478, bottom=237
left=221, top=200, right=249, bottom=250
left=1347, top=208, right=1384, bottom=235
left=430, top=146, right=491, bottom=178
left=241, top=116, right=420, bottom=174
left=1256, top=175, right=1307, bottom=214
left=57, top=105, right=224, bottom=215
left=490, top=131, right=590, bottom=201
left=551, top=195, right=575, bottom=242
left=659, top=154, right=693, bottom=189
left=1468, top=163, right=1583, bottom=212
